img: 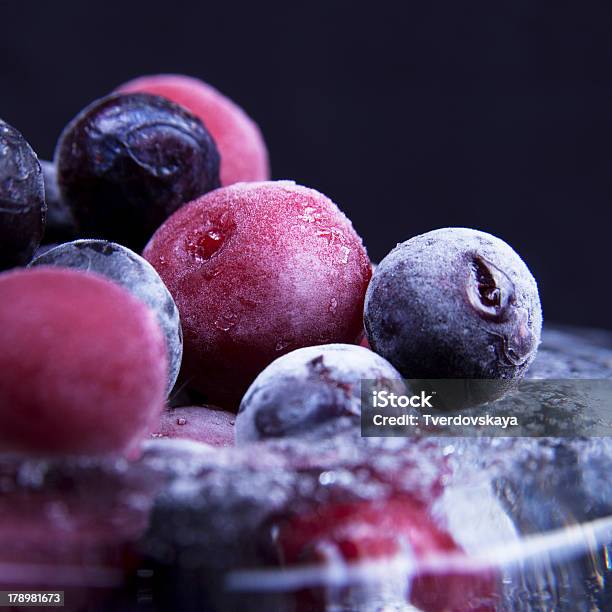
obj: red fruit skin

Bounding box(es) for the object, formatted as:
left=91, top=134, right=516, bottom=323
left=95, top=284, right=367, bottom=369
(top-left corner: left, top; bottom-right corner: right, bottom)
left=276, top=498, right=498, bottom=612
left=152, top=405, right=234, bottom=447
left=117, top=74, right=269, bottom=186
left=144, top=181, right=371, bottom=409
left=0, top=267, right=167, bottom=455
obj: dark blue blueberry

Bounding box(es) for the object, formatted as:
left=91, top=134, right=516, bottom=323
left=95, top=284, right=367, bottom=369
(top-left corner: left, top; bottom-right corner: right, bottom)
left=0, top=120, right=46, bottom=269
left=56, top=93, right=220, bottom=249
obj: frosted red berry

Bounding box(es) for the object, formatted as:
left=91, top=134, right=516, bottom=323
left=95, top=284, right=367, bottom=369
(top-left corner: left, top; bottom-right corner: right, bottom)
left=275, top=497, right=498, bottom=611
left=0, top=267, right=167, bottom=455
left=144, top=181, right=371, bottom=409
left=153, top=405, right=235, bottom=447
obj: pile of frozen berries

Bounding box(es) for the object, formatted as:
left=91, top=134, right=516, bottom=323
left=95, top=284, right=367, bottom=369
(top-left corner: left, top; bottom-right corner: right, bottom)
left=0, top=74, right=543, bottom=609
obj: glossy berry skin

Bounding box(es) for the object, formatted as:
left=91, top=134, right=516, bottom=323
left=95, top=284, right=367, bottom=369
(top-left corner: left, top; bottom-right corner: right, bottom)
left=365, top=228, right=542, bottom=387
left=40, top=159, right=77, bottom=243
left=30, top=239, right=183, bottom=396
left=0, top=267, right=167, bottom=456
left=0, top=120, right=46, bottom=269
left=235, top=344, right=406, bottom=442
left=117, top=74, right=269, bottom=186
left=56, top=93, right=220, bottom=249
left=274, top=497, right=498, bottom=612
left=144, top=181, right=371, bottom=409
left=153, top=405, right=234, bottom=447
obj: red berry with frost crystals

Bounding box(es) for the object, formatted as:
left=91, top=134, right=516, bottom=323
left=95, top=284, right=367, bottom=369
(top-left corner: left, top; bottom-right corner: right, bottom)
left=0, top=267, right=167, bottom=455
left=153, top=405, right=234, bottom=447
left=117, top=74, right=269, bottom=186
left=144, top=180, right=371, bottom=409
left=275, top=497, right=498, bottom=612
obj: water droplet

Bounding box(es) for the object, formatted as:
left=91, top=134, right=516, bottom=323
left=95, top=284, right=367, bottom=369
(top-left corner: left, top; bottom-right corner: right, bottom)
left=319, top=471, right=336, bottom=485
left=177, top=417, right=187, bottom=426
left=329, top=298, right=338, bottom=313
left=186, top=214, right=235, bottom=262
left=339, top=246, right=350, bottom=264
left=186, top=228, right=225, bottom=261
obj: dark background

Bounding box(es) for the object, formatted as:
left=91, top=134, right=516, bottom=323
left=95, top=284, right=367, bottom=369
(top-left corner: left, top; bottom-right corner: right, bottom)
left=1, top=1, right=610, bottom=329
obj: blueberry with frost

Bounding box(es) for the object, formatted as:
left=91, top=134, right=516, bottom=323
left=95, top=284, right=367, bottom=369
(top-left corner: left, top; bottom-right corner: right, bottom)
left=235, top=343, right=407, bottom=442
left=364, top=228, right=542, bottom=404
left=30, top=239, right=183, bottom=395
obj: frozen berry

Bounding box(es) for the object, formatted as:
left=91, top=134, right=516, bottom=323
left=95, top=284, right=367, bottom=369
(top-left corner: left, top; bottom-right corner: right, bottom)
left=0, top=267, right=167, bottom=455
left=0, top=119, right=46, bottom=269
left=235, top=344, right=406, bottom=442
left=56, top=93, right=220, bottom=249
left=40, top=159, right=77, bottom=242
left=117, top=74, right=269, bottom=186
left=273, top=497, right=498, bottom=611
left=153, top=405, right=234, bottom=447
left=0, top=453, right=162, bottom=607
left=30, top=239, right=183, bottom=395
left=33, top=243, right=60, bottom=258
left=365, top=228, right=542, bottom=392
left=144, top=181, right=371, bottom=409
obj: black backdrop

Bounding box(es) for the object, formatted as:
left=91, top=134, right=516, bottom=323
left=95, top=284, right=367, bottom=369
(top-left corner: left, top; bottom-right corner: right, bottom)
left=1, top=1, right=610, bottom=329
